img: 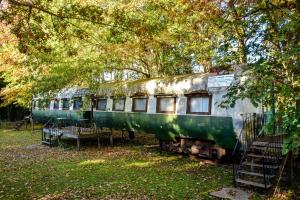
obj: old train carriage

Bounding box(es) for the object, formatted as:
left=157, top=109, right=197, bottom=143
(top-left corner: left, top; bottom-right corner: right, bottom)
left=32, top=73, right=261, bottom=157
left=32, top=87, right=90, bottom=124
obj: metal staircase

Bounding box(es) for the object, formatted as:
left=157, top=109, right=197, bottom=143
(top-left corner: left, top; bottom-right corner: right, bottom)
left=232, top=113, right=286, bottom=191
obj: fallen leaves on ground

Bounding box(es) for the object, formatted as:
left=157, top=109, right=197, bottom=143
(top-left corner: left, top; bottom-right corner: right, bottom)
left=0, top=128, right=298, bottom=200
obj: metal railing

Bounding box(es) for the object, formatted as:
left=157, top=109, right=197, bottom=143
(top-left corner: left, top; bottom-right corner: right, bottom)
left=42, top=118, right=69, bottom=146
left=261, top=133, right=286, bottom=190
left=232, top=113, right=287, bottom=190
left=232, top=113, right=264, bottom=186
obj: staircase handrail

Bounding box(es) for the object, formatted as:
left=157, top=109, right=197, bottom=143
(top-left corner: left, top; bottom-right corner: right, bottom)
left=232, top=128, right=244, bottom=157
left=262, top=142, right=272, bottom=190
left=232, top=124, right=245, bottom=186
left=232, top=115, right=266, bottom=156
left=232, top=113, right=264, bottom=186
left=257, top=125, right=266, bottom=138
left=261, top=132, right=286, bottom=190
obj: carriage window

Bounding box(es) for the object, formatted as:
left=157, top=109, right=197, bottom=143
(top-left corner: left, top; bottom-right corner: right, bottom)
left=44, top=100, right=50, bottom=109
left=187, top=95, right=211, bottom=115
left=62, top=99, right=70, bottom=110
left=113, top=98, right=125, bottom=111
left=73, top=98, right=82, bottom=110
left=96, top=99, right=107, bottom=111
left=132, top=98, right=148, bottom=112
left=53, top=99, right=59, bottom=109
left=33, top=100, right=38, bottom=109
left=156, top=97, right=176, bottom=113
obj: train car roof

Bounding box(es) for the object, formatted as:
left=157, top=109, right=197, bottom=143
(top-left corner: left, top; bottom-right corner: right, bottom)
left=33, top=72, right=235, bottom=100
left=94, top=72, right=228, bottom=97
left=57, top=87, right=89, bottom=99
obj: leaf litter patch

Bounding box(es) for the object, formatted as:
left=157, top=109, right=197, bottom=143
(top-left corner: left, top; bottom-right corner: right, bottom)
left=210, top=187, right=251, bottom=200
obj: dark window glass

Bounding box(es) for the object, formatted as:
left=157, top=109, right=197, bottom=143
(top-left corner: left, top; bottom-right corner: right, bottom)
left=45, top=100, right=50, bottom=109
left=32, top=100, right=37, bottom=109
left=96, top=99, right=107, bottom=111
left=62, top=99, right=69, bottom=110
left=53, top=99, right=59, bottom=109
left=73, top=98, right=82, bottom=110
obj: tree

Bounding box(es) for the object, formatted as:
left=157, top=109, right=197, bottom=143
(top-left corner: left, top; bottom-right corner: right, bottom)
left=1, top=0, right=298, bottom=152
left=0, top=0, right=221, bottom=102
left=218, top=0, right=300, bottom=153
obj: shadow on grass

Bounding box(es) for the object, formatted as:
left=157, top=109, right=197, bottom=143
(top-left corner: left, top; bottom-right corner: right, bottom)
left=0, top=139, right=231, bottom=200
left=1, top=128, right=299, bottom=200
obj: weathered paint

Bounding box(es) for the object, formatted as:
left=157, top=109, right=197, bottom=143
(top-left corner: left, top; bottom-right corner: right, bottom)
left=33, top=110, right=83, bottom=125
left=209, top=89, right=261, bottom=136
left=103, top=111, right=235, bottom=149
left=34, top=74, right=262, bottom=139
left=32, top=73, right=262, bottom=150
left=33, top=109, right=235, bottom=149
left=102, top=91, right=260, bottom=137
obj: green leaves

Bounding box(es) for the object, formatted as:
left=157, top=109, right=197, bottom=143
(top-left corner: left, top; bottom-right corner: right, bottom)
left=0, top=0, right=299, bottom=152
left=216, top=1, right=300, bottom=152
left=1, top=0, right=227, bottom=105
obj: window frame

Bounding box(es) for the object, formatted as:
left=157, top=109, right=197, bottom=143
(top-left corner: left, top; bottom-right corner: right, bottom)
left=53, top=99, right=59, bottom=110
left=32, top=100, right=38, bottom=109
left=112, top=97, right=126, bottom=111
left=186, top=93, right=212, bottom=115
left=44, top=99, right=51, bottom=109
left=131, top=97, right=148, bottom=112
left=156, top=95, right=176, bottom=114
left=62, top=98, right=70, bottom=110
left=73, top=97, right=82, bottom=110
left=95, top=98, right=107, bottom=111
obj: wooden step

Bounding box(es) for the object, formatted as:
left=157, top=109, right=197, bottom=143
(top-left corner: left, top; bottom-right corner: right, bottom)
left=256, top=136, right=285, bottom=142
left=236, top=178, right=271, bottom=189
left=268, top=143, right=283, bottom=148
left=238, top=170, right=275, bottom=178
left=242, top=162, right=278, bottom=169
left=247, top=153, right=277, bottom=160
left=252, top=141, right=269, bottom=146
left=249, top=146, right=282, bottom=151
left=251, top=142, right=283, bottom=148
left=250, top=146, right=266, bottom=150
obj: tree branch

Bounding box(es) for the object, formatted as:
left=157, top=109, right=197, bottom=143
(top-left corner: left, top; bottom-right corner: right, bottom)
left=7, top=0, right=133, bottom=32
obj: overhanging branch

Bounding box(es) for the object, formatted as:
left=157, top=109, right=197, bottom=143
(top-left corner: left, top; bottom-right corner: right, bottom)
left=7, top=0, right=133, bottom=32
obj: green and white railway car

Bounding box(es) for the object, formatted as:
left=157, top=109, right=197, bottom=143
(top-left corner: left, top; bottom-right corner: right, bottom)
left=32, top=73, right=261, bottom=157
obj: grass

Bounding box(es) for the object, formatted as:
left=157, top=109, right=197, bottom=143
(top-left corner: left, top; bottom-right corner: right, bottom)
left=0, top=128, right=297, bottom=200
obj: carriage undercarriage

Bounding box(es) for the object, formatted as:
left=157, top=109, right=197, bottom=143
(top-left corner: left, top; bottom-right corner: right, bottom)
left=41, top=119, right=227, bottom=160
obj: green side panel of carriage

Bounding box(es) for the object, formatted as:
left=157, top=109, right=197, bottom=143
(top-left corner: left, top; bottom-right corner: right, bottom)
left=33, top=110, right=236, bottom=149
left=93, top=112, right=235, bottom=149
left=32, top=110, right=83, bottom=125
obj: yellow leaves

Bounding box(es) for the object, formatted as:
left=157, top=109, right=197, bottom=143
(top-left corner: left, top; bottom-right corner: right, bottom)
left=0, top=81, right=33, bottom=107
left=0, top=23, right=17, bottom=44
left=127, top=161, right=151, bottom=167
left=0, top=43, right=27, bottom=73
left=0, top=0, right=224, bottom=106
left=0, top=30, right=46, bottom=106
left=78, top=159, right=106, bottom=166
